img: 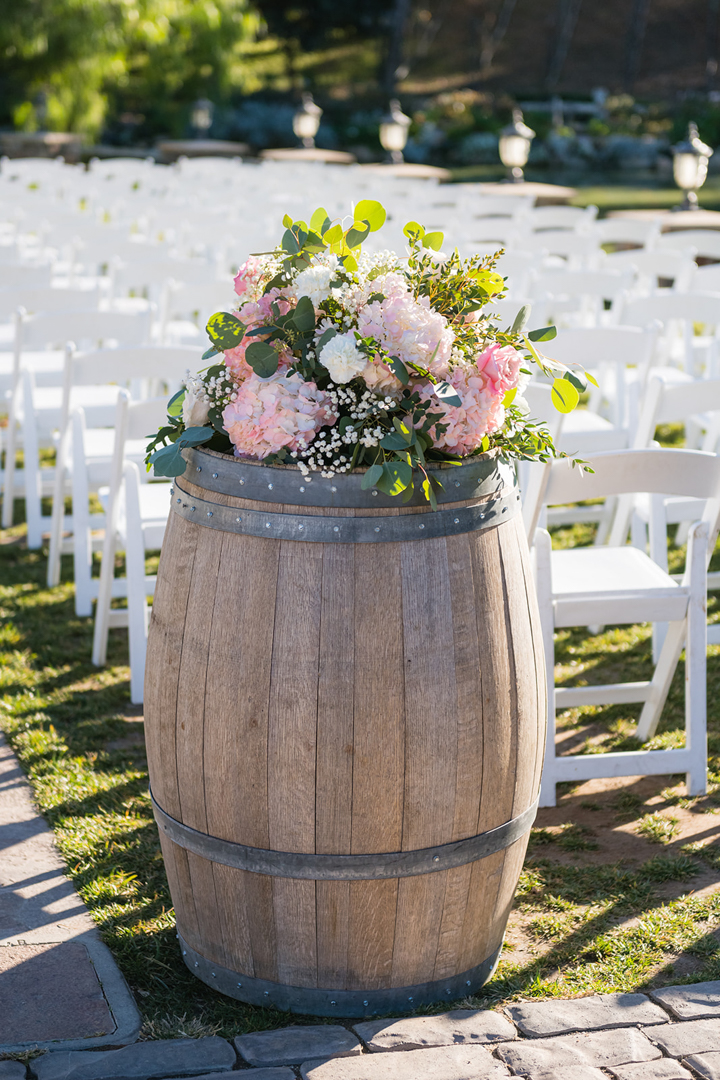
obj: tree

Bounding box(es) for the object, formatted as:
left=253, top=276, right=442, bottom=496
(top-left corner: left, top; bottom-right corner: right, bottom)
left=0, top=0, right=259, bottom=141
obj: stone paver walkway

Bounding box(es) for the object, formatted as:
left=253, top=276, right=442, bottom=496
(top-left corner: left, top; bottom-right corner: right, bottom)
left=4, top=729, right=720, bottom=1075
left=0, top=732, right=141, bottom=1052
left=10, top=983, right=720, bottom=1079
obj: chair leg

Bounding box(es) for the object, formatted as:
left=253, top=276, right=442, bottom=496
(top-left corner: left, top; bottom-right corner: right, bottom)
left=71, top=414, right=93, bottom=617
left=124, top=464, right=148, bottom=705
left=685, top=521, right=708, bottom=796
left=21, top=375, right=43, bottom=550
left=1, top=390, right=17, bottom=529
left=47, top=426, right=71, bottom=588
left=635, top=619, right=687, bottom=743
left=534, top=528, right=557, bottom=808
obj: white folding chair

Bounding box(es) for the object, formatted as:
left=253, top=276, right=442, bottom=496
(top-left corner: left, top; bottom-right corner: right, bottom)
left=92, top=393, right=172, bottom=704
left=604, top=248, right=697, bottom=295
left=46, top=344, right=197, bottom=602
left=529, top=268, right=634, bottom=328
left=516, top=232, right=603, bottom=270
left=3, top=308, right=153, bottom=539
left=532, top=448, right=720, bottom=806
left=594, top=218, right=661, bottom=249
left=658, top=229, right=720, bottom=261
left=618, top=291, right=720, bottom=375
left=525, top=205, right=598, bottom=232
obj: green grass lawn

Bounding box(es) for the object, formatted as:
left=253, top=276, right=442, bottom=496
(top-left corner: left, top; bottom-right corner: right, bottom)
left=1, top=490, right=719, bottom=1039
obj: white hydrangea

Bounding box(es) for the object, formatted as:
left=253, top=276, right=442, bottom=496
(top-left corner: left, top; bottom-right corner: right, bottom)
left=319, top=332, right=367, bottom=384
left=292, top=255, right=342, bottom=307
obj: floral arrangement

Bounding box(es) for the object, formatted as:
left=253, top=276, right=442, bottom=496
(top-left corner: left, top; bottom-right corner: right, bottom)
left=146, top=200, right=588, bottom=507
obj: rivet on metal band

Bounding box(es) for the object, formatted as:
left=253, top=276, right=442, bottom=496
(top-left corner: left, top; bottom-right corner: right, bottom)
left=171, top=479, right=520, bottom=543
left=182, top=446, right=514, bottom=508
left=151, top=791, right=538, bottom=880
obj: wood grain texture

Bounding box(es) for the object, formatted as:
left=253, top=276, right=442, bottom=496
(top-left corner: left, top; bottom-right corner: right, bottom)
left=143, top=459, right=545, bottom=1003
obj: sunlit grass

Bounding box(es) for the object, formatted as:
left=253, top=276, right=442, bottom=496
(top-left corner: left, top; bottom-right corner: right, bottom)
left=1, top=448, right=719, bottom=1032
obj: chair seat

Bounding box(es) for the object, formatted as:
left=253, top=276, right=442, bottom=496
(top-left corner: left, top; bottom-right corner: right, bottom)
left=552, top=545, right=687, bottom=625
left=558, top=408, right=629, bottom=453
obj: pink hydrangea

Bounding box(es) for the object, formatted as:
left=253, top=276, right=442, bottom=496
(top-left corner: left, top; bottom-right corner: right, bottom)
left=222, top=372, right=336, bottom=459
left=475, top=343, right=522, bottom=396
left=233, top=256, right=265, bottom=298
left=358, top=288, right=454, bottom=379
left=224, top=289, right=294, bottom=383
left=419, top=364, right=506, bottom=456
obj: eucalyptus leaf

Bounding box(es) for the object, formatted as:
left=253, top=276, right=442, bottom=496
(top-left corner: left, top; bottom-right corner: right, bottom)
left=387, top=356, right=409, bottom=385
left=376, top=459, right=413, bottom=496
left=310, top=207, right=331, bottom=235
left=510, top=304, right=531, bottom=333
left=148, top=443, right=187, bottom=477
left=528, top=325, right=558, bottom=343
left=245, top=340, right=279, bottom=378
left=360, top=463, right=384, bottom=490
left=354, top=199, right=386, bottom=232
left=564, top=370, right=587, bottom=393
left=282, top=213, right=293, bottom=228
left=292, top=295, right=316, bottom=333
left=167, top=388, right=185, bottom=418
left=551, top=377, right=580, bottom=413
left=346, top=221, right=370, bottom=249
left=316, top=327, right=338, bottom=352
left=403, top=220, right=424, bottom=241
left=435, top=381, right=462, bottom=408
left=380, top=432, right=410, bottom=451
left=202, top=345, right=220, bottom=360
left=281, top=228, right=300, bottom=255
left=421, top=231, right=444, bottom=251
left=206, top=311, right=244, bottom=350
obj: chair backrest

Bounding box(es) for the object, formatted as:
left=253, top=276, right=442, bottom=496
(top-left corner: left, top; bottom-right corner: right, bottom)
left=658, top=229, right=720, bottom=260
left=691, top=264, right=720, bottom=292
left=0, top=264, right=52, bottom=289
left=19, top=308, right=153, bottom=351
left=524, top=205, right=598, bottom=232
left=545, top=447, right=720, bottom=504
left=515, top=232, right=601, bottom=264
left=632, top=374, right=720, bottom=448
left=544, top=326, right=659, bottom=395
left=529, top=269, right=633, bottom=301
left=0, top=286, right=100, bottom=318
left=594, top=218, right=662, bottom=248
left=619, top=290, right=720, bottom=330
left=68, top=344, right=199, bottom=389
left=604, top=248, right=696, bottom=292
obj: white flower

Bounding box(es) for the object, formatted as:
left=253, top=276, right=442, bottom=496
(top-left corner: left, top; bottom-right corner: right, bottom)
left=319, top=332, right=367, bottom=384
left=182, top=386, right=211, bottom=427
left=292, top=257, right=342, bottom=307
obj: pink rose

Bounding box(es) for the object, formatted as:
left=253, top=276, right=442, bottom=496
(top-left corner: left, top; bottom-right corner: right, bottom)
left=475, top=343, right=522, bottom=396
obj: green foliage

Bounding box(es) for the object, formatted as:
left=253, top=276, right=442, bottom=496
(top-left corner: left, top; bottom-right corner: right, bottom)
left=0, top=0, right=259, bottom=140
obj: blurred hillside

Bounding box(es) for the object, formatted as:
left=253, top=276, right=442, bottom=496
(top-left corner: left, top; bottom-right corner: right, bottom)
left=395, top=0, right=714, bottom=98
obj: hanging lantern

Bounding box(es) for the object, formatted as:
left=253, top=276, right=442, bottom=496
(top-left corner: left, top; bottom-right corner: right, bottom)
left=191, top=98, right=214, bottom=138
left=499, top=109, right=535, bottom=183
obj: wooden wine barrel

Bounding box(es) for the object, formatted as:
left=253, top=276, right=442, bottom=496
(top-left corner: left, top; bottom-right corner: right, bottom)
left=144, top=447, right=545, bottom=1018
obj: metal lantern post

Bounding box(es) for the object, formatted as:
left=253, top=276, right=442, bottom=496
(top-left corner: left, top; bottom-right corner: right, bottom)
left=672, top=122, right=713, bottom=210
left=293, top=93, right=323, bottom=149
left=379, top=99, right=411, bottom=164
left=499, top=109, right=535, bottom=183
